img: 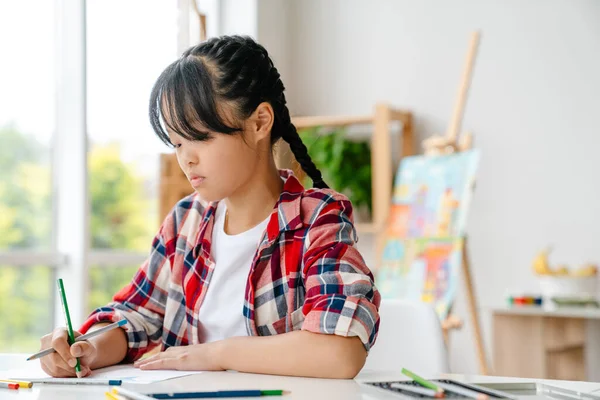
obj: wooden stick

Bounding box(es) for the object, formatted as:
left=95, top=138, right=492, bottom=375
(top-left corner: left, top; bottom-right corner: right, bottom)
left=442, top=314, right=464, bottom=345
left=447, top=31, right=481, bottom=143
left=461, top=236, right=490, bottom=375
left=401, top=112, right=415, bottom=159
left=372, top=104, right=392, bottom=229
left=458, top=131, right=474, bottom=151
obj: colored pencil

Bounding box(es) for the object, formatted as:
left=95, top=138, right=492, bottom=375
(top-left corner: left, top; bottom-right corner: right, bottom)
left=0, top=381, right=19, bottom=390
left=434, top=382, right=489, bottom=400
left=112, top=387, right=156, bottom=400
left=0, top=379, right=32, bottom=388
left=106, top=392, right=129, bottom=400
left=150, top=390, right=285, bottom=399
left=391, top=383, right=445, bottom=398
left=401, top=368, right=444, bottom=394
left=57, top=278, right=82, bottom=378
left=9, top=378, right=121, bottom=386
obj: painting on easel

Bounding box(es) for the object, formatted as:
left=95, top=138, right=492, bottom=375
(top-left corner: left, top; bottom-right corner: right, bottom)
left=378, top=237, right=463, bottom=319
left=378, top=150, right=479, bottom=319
left=389, top=150, right=479, bottom=238
left=376, top=30, right=490, bottom=374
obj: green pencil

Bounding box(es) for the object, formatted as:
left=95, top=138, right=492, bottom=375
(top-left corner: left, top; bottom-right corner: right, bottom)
left=261, top=390, right=284, bottom=396
left=57, top=278, right=82, bottom=378
left=401, top=368, right=444, bottom=394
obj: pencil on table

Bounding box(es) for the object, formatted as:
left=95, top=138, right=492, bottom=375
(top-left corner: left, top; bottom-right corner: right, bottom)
left=0, top=379, right=32, bottom=388
left=0, top=382, right=19, bottom=390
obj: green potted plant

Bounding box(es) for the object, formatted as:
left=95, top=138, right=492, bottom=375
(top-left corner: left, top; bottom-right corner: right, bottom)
left=300, top=126, right=372, bottom=222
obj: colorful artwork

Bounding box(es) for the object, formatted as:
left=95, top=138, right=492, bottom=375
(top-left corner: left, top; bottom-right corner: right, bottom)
left=378, top=237, right=464, bottom=319
left=377, top=150, right=479, bottom=319
left=390, top=150, right=480, bottom=238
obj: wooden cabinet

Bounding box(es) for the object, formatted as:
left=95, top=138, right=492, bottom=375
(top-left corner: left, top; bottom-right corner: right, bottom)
left=492, top=307, right=600, bottom=381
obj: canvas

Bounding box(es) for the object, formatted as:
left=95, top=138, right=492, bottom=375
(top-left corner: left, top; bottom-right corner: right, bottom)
left=377, top=151, right=479, bottom=319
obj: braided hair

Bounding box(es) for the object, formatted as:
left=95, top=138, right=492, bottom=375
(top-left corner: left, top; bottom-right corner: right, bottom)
left=149, top=35, right=328, bottom=189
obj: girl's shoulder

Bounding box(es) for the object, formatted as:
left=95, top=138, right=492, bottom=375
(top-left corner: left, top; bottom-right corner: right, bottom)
left=298, top=186, right=355, bottom=226
left=279, top=172, right=356, bottom=229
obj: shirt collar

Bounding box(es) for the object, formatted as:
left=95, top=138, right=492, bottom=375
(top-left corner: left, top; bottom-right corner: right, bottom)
left=193, top=169, right=306, bottom=258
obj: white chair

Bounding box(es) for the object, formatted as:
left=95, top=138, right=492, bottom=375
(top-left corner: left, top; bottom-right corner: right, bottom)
left=362, top=299, right=450, bottom=375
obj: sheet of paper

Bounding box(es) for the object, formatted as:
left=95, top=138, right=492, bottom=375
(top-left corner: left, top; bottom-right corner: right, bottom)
left=6, top=363, right=200, bottom=384
left=90, top=364, right=199, bottom=383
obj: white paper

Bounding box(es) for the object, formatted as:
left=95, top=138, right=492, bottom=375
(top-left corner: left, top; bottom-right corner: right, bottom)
left=7, top=363, right=200, bottom=384
left=90, top=364, right=199, bottom=384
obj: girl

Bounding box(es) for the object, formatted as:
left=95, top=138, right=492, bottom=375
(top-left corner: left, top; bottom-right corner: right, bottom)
left=40, top=35, right=380, bottom=379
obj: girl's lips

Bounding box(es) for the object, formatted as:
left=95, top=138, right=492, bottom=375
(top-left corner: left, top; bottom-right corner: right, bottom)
left=189, top=176, right=206, bottom=187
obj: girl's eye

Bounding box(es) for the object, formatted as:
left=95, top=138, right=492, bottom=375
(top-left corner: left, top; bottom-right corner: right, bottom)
left=173, top=143, right=182, bottom=149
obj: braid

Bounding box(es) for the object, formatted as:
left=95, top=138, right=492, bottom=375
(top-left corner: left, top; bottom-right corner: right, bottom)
left=275, top=102, right=328, bottom=189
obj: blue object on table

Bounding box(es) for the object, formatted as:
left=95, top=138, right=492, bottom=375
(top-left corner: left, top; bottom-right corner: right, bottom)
left=150, top=390, right=280, bottom=399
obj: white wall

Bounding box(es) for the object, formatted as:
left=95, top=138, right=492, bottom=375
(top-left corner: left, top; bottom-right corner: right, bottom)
left=217, top=0, right=294, bottom=107
left=286, top=0, right=600, bottom=374
left=219, top=0, right=257, bottom=37
left=257, top=0, right=293, bottom=109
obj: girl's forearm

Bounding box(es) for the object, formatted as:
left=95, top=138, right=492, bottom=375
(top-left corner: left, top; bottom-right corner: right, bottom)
left=216, top=330, right=367, bottom=379
left=87, top=323, right=129, bottom=369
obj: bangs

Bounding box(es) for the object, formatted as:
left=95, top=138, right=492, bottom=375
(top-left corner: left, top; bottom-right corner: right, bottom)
left=149, top=56, right=240, bottom=146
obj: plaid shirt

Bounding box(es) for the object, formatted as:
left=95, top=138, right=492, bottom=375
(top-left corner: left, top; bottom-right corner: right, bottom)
left=81, top=170, right=380, bottom=362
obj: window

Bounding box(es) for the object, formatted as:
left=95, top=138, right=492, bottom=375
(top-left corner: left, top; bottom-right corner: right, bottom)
left=85, top=0, right=179, bottom=316
left=0, top=0, right=56, bottom=351
left=0, top=0, right=216, bottom=353
left=0, top=1, right=54, bottom=251
left=86, top=0, right=179, bottom=253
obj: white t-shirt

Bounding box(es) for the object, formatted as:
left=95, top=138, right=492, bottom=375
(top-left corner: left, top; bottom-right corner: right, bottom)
left=197, top=201, right=270, bottom=343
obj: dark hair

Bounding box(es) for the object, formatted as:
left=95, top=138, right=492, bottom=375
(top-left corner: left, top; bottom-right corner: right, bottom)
left=149, top=35, right=328, bottom=189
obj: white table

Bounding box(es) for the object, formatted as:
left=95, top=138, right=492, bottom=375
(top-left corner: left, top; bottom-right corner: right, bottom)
left=1, top=354, right=600, bottom=400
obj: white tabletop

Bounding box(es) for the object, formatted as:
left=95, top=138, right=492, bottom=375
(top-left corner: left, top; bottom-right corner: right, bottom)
left=1, top=354, right=600, bottom=400
left=491, top=305, right=600, bottom=319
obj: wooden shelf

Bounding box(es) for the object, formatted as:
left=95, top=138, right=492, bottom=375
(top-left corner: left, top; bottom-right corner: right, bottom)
left=355, top=222, right=385, bottom=234
left=389, top=109, right=412, bottom=124
left=292, top=115, right=373, bottom=129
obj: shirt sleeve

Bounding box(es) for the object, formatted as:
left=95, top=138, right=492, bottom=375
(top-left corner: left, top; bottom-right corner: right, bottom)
left=300, top=195, right=381, bottom=351
left=80, top=212, right=176, bottom=362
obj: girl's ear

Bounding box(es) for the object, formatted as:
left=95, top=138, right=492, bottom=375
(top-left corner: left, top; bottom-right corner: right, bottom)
left=248, top=102, right=274, bottom=143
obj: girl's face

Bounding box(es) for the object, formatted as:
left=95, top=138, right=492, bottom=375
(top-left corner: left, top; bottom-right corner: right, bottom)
left=167, top=104, right=273, bottom=202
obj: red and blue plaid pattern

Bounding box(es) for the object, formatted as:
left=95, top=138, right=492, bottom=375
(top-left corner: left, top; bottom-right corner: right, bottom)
left=81, top=171, right=381, bottom=362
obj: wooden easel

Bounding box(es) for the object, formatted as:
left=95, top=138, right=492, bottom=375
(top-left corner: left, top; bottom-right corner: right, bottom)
left=423, top=31, right=489, bottom=375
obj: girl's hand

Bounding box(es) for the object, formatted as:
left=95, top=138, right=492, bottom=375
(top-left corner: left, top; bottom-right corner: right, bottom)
left=133, top=342, right=225, bottom=371
left=39, top=328, right=97, bottom=378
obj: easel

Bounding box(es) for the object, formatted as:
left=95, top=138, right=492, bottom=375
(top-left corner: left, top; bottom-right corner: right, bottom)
left=423, top=31, right=489, bottom=375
